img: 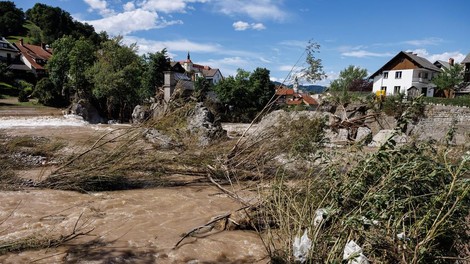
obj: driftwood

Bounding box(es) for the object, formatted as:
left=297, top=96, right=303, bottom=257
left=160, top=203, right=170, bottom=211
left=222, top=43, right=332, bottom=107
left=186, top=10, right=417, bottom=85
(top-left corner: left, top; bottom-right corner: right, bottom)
left=330, top=113, right=378, bottom=130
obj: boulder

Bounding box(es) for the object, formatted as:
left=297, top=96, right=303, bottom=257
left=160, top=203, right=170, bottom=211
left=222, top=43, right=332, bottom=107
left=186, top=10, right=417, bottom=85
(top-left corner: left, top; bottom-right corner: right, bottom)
left=67, top=100, right=104, bottom=124
left=368, top=129, right=408, bottom=147
left=132, top=105, right=150, bottom=124
left=355, top=127, right=372, bottom=143
left=187, top=102, right=226, bottom=146
left=143, top=128, right=177, bottom=149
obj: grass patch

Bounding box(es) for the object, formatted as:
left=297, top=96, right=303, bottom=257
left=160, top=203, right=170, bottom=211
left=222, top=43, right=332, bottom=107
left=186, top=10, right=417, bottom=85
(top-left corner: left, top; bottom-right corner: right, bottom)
left=424, top=95, right=470, bottom=107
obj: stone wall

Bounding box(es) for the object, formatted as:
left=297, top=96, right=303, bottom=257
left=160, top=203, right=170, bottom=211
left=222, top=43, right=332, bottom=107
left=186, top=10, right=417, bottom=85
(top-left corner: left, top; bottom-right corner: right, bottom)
left=409, top=104, right=470, bottom=145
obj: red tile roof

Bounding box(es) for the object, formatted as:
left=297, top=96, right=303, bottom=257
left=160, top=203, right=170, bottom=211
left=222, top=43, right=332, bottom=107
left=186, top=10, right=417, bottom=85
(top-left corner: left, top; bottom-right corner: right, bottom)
left=276, top=88, right=295, bottom=95
left=14, top=41, right=52, bottom=71
left=301, top=94, right=318, bottom=105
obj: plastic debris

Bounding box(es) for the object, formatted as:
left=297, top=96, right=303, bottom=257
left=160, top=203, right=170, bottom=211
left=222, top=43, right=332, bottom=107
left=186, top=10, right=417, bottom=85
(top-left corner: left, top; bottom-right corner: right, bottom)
left=343, top=240, right=369, bottom=264
left=293, top=229, right=312, bottom=263
left=314, top=208, right=328, bottom=226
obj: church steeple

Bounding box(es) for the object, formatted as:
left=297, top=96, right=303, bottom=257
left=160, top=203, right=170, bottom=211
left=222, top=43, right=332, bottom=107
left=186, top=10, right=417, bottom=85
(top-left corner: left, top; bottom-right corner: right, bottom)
left=187, top=51, right=191, bottom=62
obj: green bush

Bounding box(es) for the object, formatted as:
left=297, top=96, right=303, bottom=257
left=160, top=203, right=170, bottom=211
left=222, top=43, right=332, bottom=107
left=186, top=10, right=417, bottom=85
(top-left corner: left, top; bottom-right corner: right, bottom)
left=259, top=141, right=470, bottom=263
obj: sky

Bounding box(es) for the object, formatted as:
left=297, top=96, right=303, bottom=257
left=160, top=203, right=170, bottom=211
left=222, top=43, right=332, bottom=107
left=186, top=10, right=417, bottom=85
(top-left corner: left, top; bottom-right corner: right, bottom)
left=13, top=0, right=470, bottom=86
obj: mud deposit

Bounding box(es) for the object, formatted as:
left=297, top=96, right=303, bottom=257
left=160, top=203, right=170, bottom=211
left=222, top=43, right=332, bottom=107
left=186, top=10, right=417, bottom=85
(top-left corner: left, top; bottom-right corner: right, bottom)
left=0, top=110, right=266, bottom=263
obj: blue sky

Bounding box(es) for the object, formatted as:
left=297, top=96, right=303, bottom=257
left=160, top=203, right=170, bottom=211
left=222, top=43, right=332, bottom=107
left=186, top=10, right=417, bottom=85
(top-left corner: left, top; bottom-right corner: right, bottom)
left=14, top=0, right=470, bottom=86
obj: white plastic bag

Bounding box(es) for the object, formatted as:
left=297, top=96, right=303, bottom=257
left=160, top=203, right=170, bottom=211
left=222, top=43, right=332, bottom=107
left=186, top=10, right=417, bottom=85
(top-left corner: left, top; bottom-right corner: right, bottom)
left=343, top=240, right=369, bottom=264
left=293, top=229, right=312, bottom=263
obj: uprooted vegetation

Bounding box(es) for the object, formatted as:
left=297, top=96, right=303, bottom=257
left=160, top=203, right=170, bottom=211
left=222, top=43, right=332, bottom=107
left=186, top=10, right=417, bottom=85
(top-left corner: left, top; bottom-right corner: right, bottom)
left=1, top=96, right=469, bottom=262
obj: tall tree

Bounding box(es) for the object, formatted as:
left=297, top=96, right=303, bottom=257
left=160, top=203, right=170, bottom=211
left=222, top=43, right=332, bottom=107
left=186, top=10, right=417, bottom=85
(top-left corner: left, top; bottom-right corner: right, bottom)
left=69, top=38, right=96, bottom=99
left=432, top=64, right=464, bottom=98
left=141, top=49, right=170, bottom=99
left=47, top=35, right=75, bottom=97
left=87, top=36, right=143, bottom=121
left=0, top=1, right=25, bottom=36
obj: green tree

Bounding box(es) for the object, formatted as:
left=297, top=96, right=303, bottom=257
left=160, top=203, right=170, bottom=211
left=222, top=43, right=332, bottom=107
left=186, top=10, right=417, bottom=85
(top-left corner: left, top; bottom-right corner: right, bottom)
left=213, top=68, right=274, bottom=122
left=0, top=1, right=25, bottom=36
left=141, top=49, right=170, bottom=99
left=32, top=77, right=65, bottom=106
left=194, top=76, right=211, bottom=102
left=432, top=64, right=464, bottom=98
left=47, top=35, right=75, bottom=98
left=301, top=40, right=326, bottom=83
left=68, top=38, right=96, bottom=99
left=87, top=36, right=143, bottom=121
left=328, top=65, right=369, bottom=106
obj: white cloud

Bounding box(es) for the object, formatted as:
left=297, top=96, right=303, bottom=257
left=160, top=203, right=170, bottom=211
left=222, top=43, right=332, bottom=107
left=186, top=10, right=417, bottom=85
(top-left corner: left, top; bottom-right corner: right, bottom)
left=213, top=0, right=287, bottom=21
left=84, top=0, right=114, bottom=16
left=406, top=49, right=466, bottom=64
left=279, top=40, right=308, bottom=49
left=232, top=21, right=266, bottom=31
left=139, top=0, right=208, bottom=13
left=233, top=21, right=250, bottom=31
left=251, top=23, right=266, bottom=30
left=123, top=1, right=135, bottom=11
left=342, top=50, right=393, bottom=58
left=278, top=65, right=299, bottom=72
left=122, top=36, right=221, bottom=55
left=85, top=9, right=182, bottom=35
left=402, top=37, right=444, bottom=46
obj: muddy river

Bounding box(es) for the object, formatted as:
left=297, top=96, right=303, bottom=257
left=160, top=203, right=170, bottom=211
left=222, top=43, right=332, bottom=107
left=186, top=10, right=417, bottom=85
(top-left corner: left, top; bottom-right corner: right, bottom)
left=0, top=114, right=267, bottom=263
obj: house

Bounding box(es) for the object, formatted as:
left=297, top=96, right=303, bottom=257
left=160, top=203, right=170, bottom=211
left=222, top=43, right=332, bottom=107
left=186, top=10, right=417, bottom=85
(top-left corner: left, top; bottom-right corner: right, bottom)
left=13, top=39, right=52, bottom=78
left=0, top=37, right=18, bottom=64
left=179, top=52, right=223, bottom=84
left=369, top=51, right=441, bottom=97
left=456, top=52, right=470, bottom=96
left=275, top=86, right=319, bottom=109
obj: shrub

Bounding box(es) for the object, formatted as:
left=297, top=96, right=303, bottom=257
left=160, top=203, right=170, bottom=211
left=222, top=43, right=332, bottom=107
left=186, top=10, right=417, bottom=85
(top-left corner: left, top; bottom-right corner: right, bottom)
left=258, top=141, right=470, bottom=263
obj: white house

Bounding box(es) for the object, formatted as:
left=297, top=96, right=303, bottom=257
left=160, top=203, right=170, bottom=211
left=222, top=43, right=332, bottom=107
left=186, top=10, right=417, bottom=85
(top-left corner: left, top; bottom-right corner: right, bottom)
left=369, top=51, right=441, bottom=97
left=0, top=37, right=18, bottom=64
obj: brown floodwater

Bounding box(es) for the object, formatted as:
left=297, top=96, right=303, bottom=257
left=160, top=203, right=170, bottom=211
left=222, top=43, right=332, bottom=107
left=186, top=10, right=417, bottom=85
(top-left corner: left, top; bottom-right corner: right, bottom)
left=0, top=186, right=267, bottom=264
left=0, top=113, right=267, bottom=263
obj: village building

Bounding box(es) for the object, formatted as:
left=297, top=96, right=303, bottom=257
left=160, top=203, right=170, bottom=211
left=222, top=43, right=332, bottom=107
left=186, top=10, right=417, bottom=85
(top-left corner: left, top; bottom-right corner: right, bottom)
left=12, top=39, right=52, bottom=78
left=369, top=51, right=441, bottom=98
left=275, top=85, right=319, bottom=110
left=0, top=37, right=18, bottom=65
left=179, top=52, right=223, bottom=85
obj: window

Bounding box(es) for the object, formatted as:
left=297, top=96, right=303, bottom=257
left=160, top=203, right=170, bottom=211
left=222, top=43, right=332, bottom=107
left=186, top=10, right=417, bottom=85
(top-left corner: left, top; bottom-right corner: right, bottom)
left=381, top=86, right=387, bottom=92
left=383, top=72, right=388, bottom=79
left=424, top=72, right=429, bottom=79
left=395, top=71, right=402, bottom=79
left=394, top=86, right=401, bottom=94
left=421, top=87, right=427, bottom=96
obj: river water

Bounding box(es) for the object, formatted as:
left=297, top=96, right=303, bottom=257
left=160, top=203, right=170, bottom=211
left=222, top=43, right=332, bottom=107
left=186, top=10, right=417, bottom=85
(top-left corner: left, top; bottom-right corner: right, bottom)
left=0, top=116, right=267, bottom=263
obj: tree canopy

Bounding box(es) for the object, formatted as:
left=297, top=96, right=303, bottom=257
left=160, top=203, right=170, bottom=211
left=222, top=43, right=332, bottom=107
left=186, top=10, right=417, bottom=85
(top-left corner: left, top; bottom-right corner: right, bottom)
left=213, top=68, right=274, bottom=122
left=141, top=49, right=170, bottom=99
left=0, top=1, right=25, bottom=36
left=432, top=64, right=464, bottom=98
left=327, top=65, right=370, bottom=106
left=301, top=40, right=326, bottom=83
left=87, top=37, right=143, bottom=121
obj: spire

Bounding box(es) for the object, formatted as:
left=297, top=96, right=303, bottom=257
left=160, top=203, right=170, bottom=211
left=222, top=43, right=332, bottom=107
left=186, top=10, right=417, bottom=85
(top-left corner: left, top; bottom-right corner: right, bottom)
left=187, top=51, right=191, bottom=62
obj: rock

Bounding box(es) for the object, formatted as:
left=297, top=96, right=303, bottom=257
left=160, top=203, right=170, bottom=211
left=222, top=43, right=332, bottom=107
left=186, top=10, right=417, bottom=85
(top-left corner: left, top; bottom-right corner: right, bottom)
left=144, top=128, right=177, bottom=149
left=132, top=105, right=150, bottom=124
left=325, top=128, right=349, bottom=144
left=368, top=129, right=408, bottom=147
left=355, top=127, right=372, bottom=143
left=187, top=102, right=226, bottom=146
left=67, top=100, right=104, bottom=124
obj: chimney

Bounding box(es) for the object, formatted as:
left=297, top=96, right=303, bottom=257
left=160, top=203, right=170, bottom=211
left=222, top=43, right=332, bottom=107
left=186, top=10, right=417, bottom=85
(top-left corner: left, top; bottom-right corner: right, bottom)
left=19, top=38, right=23, bottom=46
left=449, top=58, right=454, bottom=66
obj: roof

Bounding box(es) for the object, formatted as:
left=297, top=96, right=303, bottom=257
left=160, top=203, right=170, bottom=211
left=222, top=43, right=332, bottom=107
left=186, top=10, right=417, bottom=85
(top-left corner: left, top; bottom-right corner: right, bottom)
left=202, top=68, right=220, bottom=78
left=369, top=51, right=440, bottom=79
left=14, top=41, right=52, bottom=70
left=286, top=99, right=302, bottom=105
left=0, top=38, right=18, bottom=52
left=462, top=53, right=470, bottom=64
left=301, top=94, right=318, bottom=105
left=434, top=60, right=450, bottom=69
left=276, top=88, right=294, bottom=95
